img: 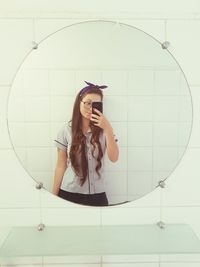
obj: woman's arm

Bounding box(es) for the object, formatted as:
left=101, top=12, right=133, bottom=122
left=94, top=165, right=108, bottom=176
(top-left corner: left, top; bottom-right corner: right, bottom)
left=104, top=126, right=119, bottom=162
left=90, top=108, right=119, bottom=162
left=52, top=148, right=68, bottom=195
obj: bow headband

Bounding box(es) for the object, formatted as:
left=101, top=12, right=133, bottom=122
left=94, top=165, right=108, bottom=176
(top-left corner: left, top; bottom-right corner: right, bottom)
left=79, top=81, right=107, bottom=96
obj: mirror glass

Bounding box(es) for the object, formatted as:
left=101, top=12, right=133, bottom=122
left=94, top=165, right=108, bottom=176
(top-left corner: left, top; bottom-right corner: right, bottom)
left=7, top=20, right=193, bottom=206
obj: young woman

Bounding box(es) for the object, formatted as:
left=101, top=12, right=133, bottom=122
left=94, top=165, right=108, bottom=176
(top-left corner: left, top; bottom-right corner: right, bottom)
left=52, top=81, right=119, bottom=206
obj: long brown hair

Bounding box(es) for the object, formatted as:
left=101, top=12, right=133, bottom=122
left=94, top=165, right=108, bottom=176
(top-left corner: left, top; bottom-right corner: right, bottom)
left=69, top=88, right=104, bottom=186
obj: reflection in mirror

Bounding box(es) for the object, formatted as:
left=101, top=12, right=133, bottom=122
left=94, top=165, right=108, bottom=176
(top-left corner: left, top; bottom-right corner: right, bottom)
left=53, top=81, right=119, bottom=206
left=7, top=20, right=193, bottom=206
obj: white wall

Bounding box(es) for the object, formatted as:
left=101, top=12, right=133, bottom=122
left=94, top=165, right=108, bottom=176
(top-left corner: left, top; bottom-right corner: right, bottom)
left=0, top=0, right=200, bottom=266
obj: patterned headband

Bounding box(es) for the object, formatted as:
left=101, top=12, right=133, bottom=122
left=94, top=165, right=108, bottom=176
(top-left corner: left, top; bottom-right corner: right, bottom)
left=79, top=81, right=107, bottom=96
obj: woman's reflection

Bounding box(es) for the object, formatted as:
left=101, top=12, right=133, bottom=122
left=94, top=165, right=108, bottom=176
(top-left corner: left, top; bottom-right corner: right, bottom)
left=52, top=81, right=119, bottom=206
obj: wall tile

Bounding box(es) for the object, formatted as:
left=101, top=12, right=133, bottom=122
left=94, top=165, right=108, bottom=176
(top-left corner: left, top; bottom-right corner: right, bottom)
left=119, top=19, right=165, bottom=42
left=35, top=19, right=82, bottom=42
left=0, top=209, right=40, bottom=226
left=188, top=86, right=200, bottom=147
left=0, top=86, right=12, bottom=148
left=49, top=70, right=76, bottom=95
left=127, top=70, right=154, bottom=96
left=161, top=263, right=200, bottom=267
left=167, top=20, right=200, bottom=85
left=101, top=207, right=160, bottom=224
left=102, top=263, right=159, bottom=267
left=161, top=148, right=200, bottom=206
left=0, top=19, right=33, bottom=84
left=0, top=150, right=39, bottom=209
left=42, top=207, right=101, bottom=225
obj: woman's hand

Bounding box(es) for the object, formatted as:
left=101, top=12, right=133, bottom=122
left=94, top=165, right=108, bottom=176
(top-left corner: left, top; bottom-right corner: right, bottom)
left=90, top=109, right=119, bottom=162
left=90, top=108, right=112, bottom=132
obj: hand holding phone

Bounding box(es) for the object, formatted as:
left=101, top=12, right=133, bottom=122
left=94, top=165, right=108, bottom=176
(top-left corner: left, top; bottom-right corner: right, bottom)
left=91, top=101, right=112, bottom=131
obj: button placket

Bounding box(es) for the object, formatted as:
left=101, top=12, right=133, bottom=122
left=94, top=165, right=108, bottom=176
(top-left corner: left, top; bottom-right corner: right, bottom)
left=86, top=139, right=94, bottom=193
left=88, top=161, right=94, bottom=193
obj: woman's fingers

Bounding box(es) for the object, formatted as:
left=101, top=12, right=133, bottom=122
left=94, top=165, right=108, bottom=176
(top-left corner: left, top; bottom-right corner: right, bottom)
left=93, top=108, right=102, bottom=116
left=90, top=118, right=98, bottom=123
left=91, top=114, right=100, bottom=119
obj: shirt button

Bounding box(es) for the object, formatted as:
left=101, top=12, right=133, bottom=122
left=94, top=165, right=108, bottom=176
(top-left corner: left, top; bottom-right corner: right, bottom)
left=89, top=157, right=91, bottom=160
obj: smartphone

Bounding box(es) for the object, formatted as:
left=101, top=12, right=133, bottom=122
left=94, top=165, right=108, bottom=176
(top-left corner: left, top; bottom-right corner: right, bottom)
left=92, top=102, right=103, bottom=115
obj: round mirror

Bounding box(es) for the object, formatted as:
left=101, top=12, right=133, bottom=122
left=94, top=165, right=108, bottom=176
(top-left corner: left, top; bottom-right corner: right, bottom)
left=7, top=20, right=193, bottom=206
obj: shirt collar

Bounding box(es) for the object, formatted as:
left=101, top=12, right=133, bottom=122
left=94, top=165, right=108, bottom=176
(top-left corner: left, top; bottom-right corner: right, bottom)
left=84, top=127, right=92, bottom=136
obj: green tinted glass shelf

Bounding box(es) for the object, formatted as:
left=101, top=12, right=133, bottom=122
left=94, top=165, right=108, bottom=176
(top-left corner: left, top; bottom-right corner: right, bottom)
left=1, top=224, right=200, bottom=259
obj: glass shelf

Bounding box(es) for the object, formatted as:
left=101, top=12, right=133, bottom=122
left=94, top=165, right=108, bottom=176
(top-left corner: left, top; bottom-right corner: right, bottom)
left=1, top=224, right=200, bottom=259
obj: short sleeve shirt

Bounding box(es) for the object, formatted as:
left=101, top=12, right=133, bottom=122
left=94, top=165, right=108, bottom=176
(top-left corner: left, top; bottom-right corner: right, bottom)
left=54, top=124, right=107, bottom=194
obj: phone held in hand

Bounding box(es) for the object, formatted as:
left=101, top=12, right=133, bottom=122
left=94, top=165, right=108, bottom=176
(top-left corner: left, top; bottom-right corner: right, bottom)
left=92, top=102, right=103, bottom=115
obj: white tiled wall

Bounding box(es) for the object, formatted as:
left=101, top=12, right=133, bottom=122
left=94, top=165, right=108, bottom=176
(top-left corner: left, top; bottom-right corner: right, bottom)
left=0, top=1, right=200, bottom=266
